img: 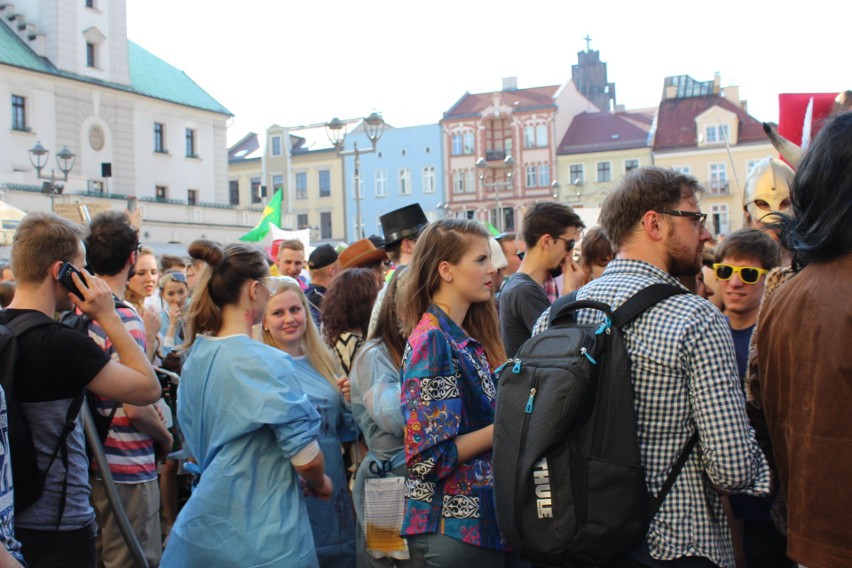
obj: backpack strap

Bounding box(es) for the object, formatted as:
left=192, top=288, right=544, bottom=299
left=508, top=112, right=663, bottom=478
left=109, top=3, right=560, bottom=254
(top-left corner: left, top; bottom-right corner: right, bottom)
left=549, top=292, right=616, bottom=327
left=50, top=390, right=85, bottom=530
left=3, top=312, right=59, bottom=337
left=611, top=284, right=687, bottom=329
left=651, top=431, right=699, bottom=516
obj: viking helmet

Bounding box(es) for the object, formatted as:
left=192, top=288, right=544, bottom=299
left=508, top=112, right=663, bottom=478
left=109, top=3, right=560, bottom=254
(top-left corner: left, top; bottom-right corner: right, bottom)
left=743, top=157, right=794, bottom=225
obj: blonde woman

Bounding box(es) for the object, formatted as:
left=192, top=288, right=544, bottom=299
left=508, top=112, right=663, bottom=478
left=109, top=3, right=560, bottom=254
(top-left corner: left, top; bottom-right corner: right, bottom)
left=261, top=277, right=357, bottom=568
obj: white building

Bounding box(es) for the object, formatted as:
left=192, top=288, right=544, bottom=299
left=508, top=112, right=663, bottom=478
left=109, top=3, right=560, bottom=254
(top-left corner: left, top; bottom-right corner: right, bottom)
left=0, top=0, right=260, bottom=246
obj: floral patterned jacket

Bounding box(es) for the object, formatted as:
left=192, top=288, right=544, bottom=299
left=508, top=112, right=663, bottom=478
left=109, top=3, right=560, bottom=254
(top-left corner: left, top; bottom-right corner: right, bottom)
left=400, top=304, right=507, bottom=550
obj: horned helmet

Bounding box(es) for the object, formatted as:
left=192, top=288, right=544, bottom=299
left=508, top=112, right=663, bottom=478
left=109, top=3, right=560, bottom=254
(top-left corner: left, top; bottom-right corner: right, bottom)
left=743, top=157, right=794, bottom=227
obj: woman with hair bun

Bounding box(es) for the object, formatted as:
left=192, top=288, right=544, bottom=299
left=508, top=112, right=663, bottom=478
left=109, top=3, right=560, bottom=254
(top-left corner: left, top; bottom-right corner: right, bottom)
left=161, top=240, right=331, bottom=568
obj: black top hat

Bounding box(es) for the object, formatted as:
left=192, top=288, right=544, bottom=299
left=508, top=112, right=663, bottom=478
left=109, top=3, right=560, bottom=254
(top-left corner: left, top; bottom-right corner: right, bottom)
left=308, top=244, right=338, bottom=270
left=380, top=204, right=428, bottom=247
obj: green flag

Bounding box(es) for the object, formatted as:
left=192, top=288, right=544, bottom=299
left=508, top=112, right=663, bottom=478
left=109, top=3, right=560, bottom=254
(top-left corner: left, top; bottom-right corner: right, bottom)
left=239, top=189, right=283, bottom=242
left=483, top=221, right=500, bottom=237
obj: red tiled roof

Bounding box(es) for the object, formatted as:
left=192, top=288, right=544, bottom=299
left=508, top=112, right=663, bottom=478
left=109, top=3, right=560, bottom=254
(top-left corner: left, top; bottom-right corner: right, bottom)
left=443, top=86, right=560, bottom=119
left=653, top=95, right=766, bottom=150
left=557, top=110, right=654, bottom=155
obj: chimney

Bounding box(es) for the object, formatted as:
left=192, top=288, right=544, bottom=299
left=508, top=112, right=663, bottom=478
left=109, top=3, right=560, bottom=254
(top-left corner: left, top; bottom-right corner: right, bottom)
left=502, top=77, right=518, bottom=91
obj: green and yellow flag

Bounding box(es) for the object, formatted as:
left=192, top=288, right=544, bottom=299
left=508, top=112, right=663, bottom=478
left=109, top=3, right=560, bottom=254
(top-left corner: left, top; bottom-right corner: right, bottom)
left=239, top=189, right=283, bottom=242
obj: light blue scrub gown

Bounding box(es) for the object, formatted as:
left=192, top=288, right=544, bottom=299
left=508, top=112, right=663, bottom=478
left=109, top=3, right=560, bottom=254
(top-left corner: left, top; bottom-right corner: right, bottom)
left=291, top=356, right=358, bottom=568
left=161, top=335, right=322, bottom=568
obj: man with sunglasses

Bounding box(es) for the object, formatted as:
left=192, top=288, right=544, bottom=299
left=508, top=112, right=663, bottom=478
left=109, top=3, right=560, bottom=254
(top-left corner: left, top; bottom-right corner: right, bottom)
left=713, top=229, right=789, bottom=567
left=529, top=167, right=770, bottom=567
left=499, top=201, right=585, bottom=357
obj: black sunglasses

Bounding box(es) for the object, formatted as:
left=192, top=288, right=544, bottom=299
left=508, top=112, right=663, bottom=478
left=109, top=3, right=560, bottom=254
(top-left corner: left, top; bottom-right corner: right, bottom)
left=553, top=236, right=576, bottom=251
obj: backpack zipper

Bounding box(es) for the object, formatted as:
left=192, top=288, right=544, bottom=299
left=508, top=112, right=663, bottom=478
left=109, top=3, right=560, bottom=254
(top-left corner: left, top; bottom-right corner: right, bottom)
left=525, top=387, right=537, bottom=414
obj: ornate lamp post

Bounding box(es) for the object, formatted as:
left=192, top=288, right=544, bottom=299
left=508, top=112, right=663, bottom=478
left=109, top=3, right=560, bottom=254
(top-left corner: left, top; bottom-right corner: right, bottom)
left=326, top=112, right=385, bottom=241
left=476, top=154, right=514, bottom=233
left=28, top=141, right=76, bottom=211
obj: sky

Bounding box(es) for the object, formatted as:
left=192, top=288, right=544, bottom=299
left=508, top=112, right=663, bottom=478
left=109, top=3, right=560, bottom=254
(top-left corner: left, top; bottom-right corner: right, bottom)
left=127, top=0, right=845, bottom=147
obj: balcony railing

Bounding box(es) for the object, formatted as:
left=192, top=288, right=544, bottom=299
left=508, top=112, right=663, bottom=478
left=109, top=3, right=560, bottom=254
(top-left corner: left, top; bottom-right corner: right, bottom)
left=485, top=149, right=506, bottom=162
left=705, top=180, right=730, bottom=196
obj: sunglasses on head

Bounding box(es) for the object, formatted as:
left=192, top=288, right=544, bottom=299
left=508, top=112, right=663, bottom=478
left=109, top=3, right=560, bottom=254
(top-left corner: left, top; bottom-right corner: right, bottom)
left=712, top=263, right=769, bottom=284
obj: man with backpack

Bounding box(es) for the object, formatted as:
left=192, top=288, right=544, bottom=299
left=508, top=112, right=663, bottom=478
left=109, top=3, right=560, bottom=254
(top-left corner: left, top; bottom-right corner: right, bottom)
left=524, top=167, right=770, bottom=567
left=78, top=211, right=171, bottom=568
left=0, top=212, right=161, bottom=567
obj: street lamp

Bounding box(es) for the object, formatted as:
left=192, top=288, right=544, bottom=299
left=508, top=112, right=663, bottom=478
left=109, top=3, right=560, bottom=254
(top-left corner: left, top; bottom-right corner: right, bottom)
left=551, top=180, right=560, bottom=200
left=28, top=141, right=76, bottom=211
left=326, top=113, right=385, bottom=241
left=436, top=202, right=452, bottom=219
left=476, top=154, right=514, bottom=232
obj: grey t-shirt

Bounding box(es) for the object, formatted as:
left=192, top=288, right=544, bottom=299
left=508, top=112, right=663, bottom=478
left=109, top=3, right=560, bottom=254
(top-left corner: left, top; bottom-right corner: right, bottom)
left=498, top=273, right=551, bottom=358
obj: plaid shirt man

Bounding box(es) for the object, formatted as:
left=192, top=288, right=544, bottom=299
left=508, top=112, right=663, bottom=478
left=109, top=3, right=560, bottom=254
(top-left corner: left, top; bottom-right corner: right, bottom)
left=533, top=258, right=770, bottom=568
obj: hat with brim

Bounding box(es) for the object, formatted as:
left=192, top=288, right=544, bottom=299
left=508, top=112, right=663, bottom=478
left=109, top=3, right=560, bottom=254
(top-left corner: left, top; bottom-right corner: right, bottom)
left=339, top=239, right=389, bottom=270
left=380, top=204, right=429, bottom=247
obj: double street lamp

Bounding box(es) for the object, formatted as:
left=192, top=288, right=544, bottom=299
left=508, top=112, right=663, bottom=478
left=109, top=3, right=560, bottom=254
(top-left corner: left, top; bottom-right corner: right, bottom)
left=476, top=154, right=514, bottom=233
left=28, top=141, right=76, bottom=211
left=326, top=112, right=385, bottom=241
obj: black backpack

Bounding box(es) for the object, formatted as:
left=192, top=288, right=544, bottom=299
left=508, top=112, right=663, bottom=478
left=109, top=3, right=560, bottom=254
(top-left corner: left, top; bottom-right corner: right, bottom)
left=492, top=284, right=698, bottom=567
left=0, top=313, right=84, bottom=520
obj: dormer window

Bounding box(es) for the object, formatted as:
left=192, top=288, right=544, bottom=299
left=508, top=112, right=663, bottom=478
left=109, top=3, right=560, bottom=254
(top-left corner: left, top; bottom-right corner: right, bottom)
left=705, top=124, right=729, bottom=144
left=86, top=43, right=96, bottom=68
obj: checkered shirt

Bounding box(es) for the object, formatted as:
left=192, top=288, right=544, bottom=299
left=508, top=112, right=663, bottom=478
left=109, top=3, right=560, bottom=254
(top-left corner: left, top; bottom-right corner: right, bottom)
left=532, top=259, right=770, bottom=568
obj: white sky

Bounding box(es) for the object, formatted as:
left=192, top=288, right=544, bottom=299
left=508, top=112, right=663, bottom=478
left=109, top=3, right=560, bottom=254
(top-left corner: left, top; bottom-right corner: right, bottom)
left=127, top=0, right=845, bottom=147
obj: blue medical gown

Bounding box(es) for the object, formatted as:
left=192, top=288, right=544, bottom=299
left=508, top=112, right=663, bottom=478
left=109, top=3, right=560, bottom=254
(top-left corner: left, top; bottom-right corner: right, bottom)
left=290, top=356, right=357, bottom=568
left=161, top=335, right=322, bottom=568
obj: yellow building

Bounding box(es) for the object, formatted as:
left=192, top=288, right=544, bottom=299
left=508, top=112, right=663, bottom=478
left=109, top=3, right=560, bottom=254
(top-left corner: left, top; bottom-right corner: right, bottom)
left=556, top=110, right=655, bottom=211
left=652, top=75, right=774, bottom=237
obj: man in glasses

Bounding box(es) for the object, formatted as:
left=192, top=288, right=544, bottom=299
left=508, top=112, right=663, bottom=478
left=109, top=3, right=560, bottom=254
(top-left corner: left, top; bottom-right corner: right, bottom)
left=499, top=201, right=585, bottom=357
left=529, top=166, right=770, bottom=567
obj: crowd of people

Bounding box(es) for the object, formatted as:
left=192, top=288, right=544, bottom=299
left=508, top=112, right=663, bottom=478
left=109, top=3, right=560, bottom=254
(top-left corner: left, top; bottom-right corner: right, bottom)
left=0, top=110, right=848, bottom=568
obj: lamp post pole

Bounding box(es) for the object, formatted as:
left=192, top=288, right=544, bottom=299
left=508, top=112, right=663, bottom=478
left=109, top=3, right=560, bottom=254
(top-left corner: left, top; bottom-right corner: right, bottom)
left=326, top=113, right=385, bottom=242
left=476, top=154, right=514, bottom=233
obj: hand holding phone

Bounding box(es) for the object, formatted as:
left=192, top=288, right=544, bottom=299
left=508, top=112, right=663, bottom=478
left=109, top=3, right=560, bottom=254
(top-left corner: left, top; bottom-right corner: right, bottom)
left=58, top=262, right=87, bottom=300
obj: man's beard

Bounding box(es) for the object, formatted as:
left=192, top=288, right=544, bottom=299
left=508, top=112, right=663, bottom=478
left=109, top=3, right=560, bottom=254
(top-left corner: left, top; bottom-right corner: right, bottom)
left=665, top=228, right=702, bottom=278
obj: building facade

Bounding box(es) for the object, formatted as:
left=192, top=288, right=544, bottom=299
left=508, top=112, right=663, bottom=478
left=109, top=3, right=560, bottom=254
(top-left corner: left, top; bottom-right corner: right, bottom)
left=0, top=0, right=250, bottom=245
left=342, top=123, right=443, bottom=242
left=652, top=74, right=774, bottom=237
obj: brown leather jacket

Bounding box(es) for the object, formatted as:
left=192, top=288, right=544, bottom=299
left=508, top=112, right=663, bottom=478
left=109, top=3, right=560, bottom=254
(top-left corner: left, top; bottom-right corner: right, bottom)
left=755, top=254, right=852, bottom=568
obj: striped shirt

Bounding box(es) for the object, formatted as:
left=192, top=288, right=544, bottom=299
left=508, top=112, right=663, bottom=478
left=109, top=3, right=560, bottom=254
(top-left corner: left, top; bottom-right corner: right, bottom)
left=84, top=302, right=158, bottom=484
left=532, top=259, right=770, bottom=568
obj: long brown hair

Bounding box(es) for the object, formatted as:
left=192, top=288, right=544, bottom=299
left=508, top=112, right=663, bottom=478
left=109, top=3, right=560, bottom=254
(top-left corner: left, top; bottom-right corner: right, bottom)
left=185, top=239, right=268, bottom=348
left=321, top=267, right=380, bottom=346
left=368, top=266, right=407, bottom=368
left=397, top=219, right=506, bottom=368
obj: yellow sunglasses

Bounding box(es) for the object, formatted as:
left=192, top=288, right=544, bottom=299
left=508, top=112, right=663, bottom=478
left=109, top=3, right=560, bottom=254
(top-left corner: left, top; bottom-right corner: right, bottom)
left=712, top=263, right=769, bottom=284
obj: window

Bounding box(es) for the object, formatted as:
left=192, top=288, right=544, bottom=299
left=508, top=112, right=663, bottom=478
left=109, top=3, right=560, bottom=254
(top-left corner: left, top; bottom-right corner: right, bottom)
left=399, top=168, right=411, bottom=195
left=318, top=170, right=331, bottom=198
left=746, top=160, right=759, bottom=175
left=625, top=159, right=639, bottom=172
left=272, top=175, right=284, bottom=195
left=86, top=43, right=96, bottom=68
left=271, top=136, right=282, bottom=156
left=525, top=165, right=537, bottom=188
left=538, top=164, right=550, bottom=188
left=155, top=185, right=168, bottom=201
left=673, top=165, right=692, bottom=175
left=451, top=134, right=463, bottom=156
left=296, top=213, right=309, bottom=229
left=596, top=161, right=611, bottom=183
left=229, top=180, right=240, bottom=205
left=154, top=122, right=166, bottom=153
left=709, top=163, right=728, bottom=194
left=352, top=175, right=364, bottom=199
left=187, top=189, right=198, bottom=205
left=295, top=172, right=307, bottom=200
left=11, top=95, right=26, bottom=131
left=705, top=124, right=729, bottom=144
left=569, top=164, right=584, bottom=185
left=465, top=171, right=475, bottom=194
left=423, top=166, right=436, bottom=193
left=462, top=132, right=475, bottom=155
left=375, top=170, right=387, bottom=197
left=251, top=177, right=262, bottom=203
left=524, top=124, right=548, bottom=148
left=710, top=203, right=730, bottom=236
left=85, top=0, right=95, bottom=8
left=185, top=129, right=197, bottom=158
left=320, top=212, right=332, bottom=239
left=453, top=171, right=465, bottom=194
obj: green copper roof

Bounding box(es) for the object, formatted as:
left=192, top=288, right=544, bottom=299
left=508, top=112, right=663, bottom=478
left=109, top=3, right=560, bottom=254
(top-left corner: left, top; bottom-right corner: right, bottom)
left=0, top=21, right=231, bottom=116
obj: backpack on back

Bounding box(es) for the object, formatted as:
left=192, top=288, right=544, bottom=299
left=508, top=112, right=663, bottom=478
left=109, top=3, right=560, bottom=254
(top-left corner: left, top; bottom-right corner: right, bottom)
left=0, top=312, right=83, bottom=517
left=493, top=284, right=696, bottom=567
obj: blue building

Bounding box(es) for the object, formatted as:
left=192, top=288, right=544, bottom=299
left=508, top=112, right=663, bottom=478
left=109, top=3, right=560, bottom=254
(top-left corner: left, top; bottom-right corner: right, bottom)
left=343, top=124, right=445, bottom=243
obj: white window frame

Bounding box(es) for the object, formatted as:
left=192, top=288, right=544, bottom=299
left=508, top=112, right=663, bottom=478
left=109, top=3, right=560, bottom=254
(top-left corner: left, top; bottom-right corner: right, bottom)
left=464, top=170, right=476, bottom=194
left=624, top=158, right=640, bottom=172
left=673, top=165, right=692, bottom=175
left=423, top=166, right=436, bottom=194
left=535, top=124, right=548, bottom=148
left=709, top=163, right=728, bottom=195
left=375, top=169, right=388, bottom=197
left=710, top=203, right=730, bottom=236
left=271, top=136, right=282, bottom=156
left=462, top=132, right=475, bottom=155
left=569, top=164, right=584, bottom=185
left=399, top=168, right=411, bottom=195
left=295, top=172, right=307, bottom=200
left=538, top=164, right=550, bottom=187
left=596, top=161, right=612, bottom=183
left=451, top=134, right=463, bottom=156
left=525, top=165, right=537, bottom=188
left=453, top=171, right=464, bottom=194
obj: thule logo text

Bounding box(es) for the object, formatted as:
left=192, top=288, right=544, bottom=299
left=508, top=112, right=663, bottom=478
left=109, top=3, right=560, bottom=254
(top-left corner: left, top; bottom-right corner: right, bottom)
left=533, top=457, right=552, bottom=518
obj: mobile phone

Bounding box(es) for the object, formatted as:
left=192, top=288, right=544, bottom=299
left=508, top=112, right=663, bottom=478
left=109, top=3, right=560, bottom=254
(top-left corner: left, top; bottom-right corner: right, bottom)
left=127, top=196, right=137, bottom=213
left=58, top=262, right=87, bottom=300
